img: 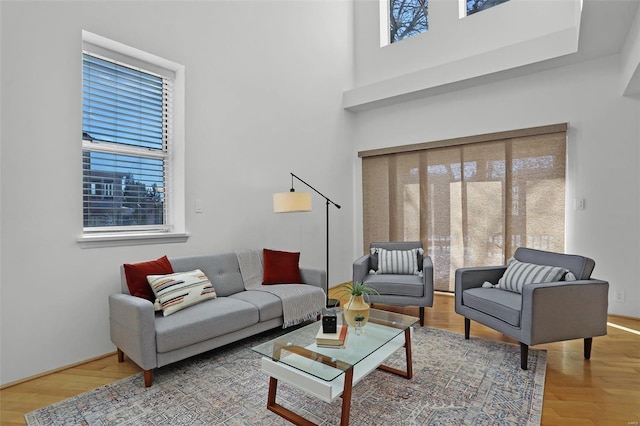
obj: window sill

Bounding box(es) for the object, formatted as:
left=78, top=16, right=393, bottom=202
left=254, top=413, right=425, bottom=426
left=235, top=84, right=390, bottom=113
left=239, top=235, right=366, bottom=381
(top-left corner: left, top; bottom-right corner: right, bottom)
left=77, top=232, right=190, bottom=249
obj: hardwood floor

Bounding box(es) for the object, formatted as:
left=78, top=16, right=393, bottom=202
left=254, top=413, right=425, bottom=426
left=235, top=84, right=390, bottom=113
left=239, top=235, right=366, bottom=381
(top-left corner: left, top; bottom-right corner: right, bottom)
left=1, top=291, right=638, bottom=425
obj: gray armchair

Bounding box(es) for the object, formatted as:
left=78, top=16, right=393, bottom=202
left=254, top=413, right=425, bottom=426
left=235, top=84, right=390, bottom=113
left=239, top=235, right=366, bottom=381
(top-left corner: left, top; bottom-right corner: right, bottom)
left=455, top=247, right=609, bottom=369
left=353, top=241, right=434, bottom=326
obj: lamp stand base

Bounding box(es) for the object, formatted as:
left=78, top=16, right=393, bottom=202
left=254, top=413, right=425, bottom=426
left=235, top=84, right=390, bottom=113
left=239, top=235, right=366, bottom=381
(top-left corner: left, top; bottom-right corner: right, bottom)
left=327, top=298, right=340, bottom=308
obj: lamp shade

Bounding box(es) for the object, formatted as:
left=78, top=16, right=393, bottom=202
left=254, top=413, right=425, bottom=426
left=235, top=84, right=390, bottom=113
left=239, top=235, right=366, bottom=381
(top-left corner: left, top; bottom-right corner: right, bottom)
left=273, top=192, right=312, bottom=213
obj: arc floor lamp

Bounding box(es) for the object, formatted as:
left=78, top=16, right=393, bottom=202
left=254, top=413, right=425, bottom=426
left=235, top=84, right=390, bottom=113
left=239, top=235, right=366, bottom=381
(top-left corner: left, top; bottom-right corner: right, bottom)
left=273, top=172, right=341, bottom=308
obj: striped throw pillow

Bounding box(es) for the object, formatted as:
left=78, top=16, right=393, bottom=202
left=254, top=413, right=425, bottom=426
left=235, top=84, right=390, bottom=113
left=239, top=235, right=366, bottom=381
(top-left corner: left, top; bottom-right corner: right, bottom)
left=377, top=248, right=420, bottom=275
left=497, top=259, right=567, bottom=293
left=147, top=269, right=217, bottom=316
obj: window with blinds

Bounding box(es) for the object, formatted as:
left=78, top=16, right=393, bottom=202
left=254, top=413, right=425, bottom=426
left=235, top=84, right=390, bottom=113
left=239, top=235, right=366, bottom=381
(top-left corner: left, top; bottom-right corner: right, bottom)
left=82, top=51, right=173, bottom=233
left=360, top=125, right=567, bottom=292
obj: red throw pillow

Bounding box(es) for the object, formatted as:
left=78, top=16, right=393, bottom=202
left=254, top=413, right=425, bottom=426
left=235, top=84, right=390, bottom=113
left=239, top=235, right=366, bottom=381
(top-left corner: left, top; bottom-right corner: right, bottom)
left=123, top=255, right=174, bottom=302
left=262, top=249, right=302, bottom=285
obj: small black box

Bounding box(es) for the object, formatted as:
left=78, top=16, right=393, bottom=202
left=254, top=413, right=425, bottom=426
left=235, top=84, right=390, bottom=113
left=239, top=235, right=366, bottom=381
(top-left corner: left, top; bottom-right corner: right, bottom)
left=322, top=314, right=337, bottom=334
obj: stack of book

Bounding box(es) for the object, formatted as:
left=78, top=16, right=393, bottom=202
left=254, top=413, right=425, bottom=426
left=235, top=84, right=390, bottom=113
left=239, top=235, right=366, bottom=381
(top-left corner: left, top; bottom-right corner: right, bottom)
left=315, top=324, right=348, bottom=348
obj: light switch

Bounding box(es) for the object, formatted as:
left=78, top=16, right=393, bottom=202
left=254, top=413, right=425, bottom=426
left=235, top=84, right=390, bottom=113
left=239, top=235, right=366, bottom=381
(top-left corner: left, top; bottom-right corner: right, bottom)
left=575, top=198, right=585, bottom=210
left=195, top=199, right=204, bottom=213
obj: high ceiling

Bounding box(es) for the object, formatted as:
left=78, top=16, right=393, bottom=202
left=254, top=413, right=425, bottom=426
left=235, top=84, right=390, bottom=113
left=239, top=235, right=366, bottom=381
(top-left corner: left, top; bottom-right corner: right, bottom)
left=569, top=0, right=639, bottom=61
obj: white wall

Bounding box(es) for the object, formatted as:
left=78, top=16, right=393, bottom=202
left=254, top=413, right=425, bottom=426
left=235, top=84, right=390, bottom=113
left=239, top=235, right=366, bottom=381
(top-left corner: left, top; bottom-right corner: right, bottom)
left=352, top=53, right=640, bottom=318
left=349, top=0, right=640, bottom=319
left=0, top=0, right=354, bottom=386
left=346, top=0, right=581, bottom=109
left=621, top=3, right=640, bottom=97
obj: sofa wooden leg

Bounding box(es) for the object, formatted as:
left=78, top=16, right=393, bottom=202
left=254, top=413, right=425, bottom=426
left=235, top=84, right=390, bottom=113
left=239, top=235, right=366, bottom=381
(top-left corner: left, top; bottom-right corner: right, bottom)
left=584, top=337, right=593, bottom=360
left=419, top=307, right=425, bottom=326
left=464, top=318, right=470, bottom=339
left=520, top=343, right=529, bottom=370
left=143, top=370, right=153, bottom=387
left=117, top=348, right=124, bottom=363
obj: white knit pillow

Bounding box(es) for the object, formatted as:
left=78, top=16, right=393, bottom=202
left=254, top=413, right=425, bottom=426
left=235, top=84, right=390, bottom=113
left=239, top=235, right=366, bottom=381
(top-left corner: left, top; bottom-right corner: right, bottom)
left=497, top=259, right=567, bottom=293
left=376, top=248, right=420, bottom=275
left=147, top=269, right=217, bottom=316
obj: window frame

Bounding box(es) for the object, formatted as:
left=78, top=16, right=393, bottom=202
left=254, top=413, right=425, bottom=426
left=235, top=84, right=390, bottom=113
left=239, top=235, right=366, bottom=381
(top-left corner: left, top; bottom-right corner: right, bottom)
left=459, top=0, right=511, bottom=19
left=383, top=0, right=429, bottom=46
left=78, top=31, right=187, bottom=248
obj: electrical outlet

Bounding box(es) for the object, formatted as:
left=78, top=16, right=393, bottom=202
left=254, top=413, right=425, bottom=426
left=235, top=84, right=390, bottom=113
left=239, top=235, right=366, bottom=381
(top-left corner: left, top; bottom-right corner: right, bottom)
left=614, top=290, right=625, bottom=302
left=575, top=198, right=585, bottom=210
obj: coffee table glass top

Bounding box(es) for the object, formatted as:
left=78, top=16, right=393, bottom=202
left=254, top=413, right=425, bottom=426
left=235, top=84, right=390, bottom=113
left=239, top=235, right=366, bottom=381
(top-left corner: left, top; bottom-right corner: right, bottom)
left=251, top=309, right=418, bottom=382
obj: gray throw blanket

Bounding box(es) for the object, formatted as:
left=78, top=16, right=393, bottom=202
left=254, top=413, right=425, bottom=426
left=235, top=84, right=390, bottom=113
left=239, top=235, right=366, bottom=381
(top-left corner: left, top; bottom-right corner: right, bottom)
left=235, top=249, right=325, bottom=328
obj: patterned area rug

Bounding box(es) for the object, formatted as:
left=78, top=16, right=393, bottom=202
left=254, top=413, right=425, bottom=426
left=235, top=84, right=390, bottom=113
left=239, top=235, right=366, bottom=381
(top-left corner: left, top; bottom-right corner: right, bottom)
left=25, top=327, right=546, bottom=425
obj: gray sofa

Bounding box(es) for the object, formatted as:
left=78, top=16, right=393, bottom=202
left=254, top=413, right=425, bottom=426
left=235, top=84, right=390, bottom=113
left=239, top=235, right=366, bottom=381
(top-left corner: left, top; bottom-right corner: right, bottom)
left=455, top=247, right=609, bottom=369
left=109, top=252, right=326, bottom=386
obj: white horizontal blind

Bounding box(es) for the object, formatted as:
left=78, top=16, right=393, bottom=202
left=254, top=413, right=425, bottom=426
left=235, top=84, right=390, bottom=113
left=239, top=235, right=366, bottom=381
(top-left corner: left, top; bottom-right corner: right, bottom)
left=82, top=52, right=172, bottom=233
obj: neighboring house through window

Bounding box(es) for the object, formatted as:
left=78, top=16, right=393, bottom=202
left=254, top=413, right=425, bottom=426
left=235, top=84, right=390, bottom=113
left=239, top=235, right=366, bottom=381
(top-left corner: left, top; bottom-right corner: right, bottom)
left=81, top=31, right=185, bottom=243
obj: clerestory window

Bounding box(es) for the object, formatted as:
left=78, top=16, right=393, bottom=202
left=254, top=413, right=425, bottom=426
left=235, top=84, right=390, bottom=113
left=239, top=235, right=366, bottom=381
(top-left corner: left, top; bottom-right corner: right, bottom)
left=465, top=0, right=510, bottom=17
left=81, top=31, right=185, bottom=243
left=389, top=0, right=428, bottom=44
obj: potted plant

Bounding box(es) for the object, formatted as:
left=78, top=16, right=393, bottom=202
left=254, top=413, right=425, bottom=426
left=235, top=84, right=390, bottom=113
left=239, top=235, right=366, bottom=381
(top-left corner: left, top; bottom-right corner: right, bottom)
left=336, top=282, right=379, bottom=327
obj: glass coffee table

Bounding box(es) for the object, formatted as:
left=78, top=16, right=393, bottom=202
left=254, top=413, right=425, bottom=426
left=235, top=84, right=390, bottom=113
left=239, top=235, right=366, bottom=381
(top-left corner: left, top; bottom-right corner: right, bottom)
left=252, top=308, right=418, bottom=426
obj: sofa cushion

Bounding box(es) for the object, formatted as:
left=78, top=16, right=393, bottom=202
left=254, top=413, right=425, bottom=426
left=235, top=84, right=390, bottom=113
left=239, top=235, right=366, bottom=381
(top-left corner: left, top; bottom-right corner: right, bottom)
left=229, top=290, right=282, bottom=322
left=463, top=287, right=522, bottom=327
left=147, top=269, right=217, bottom=316
left=169, top=253, right=245, bottom=297
left=262, top=249, right=302, bottom=284
left=498, top=258, right=567, bottom=293
left=155, top=297, right=259, bottom=353
left=375, top=248, right=421, bottom=275
left=363, top=274, right=424, bottom=297
left=123, top=255, right=174, bottom=302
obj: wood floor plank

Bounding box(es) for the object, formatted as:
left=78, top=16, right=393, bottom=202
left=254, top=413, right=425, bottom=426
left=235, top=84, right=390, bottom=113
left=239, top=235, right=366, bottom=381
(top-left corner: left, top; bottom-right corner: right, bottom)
left=1, top=289, right=638, bottom=426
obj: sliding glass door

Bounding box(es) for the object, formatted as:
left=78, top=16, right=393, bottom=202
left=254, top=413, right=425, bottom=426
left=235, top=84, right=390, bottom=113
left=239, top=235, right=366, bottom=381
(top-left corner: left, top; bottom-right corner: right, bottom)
left=361, top=125, right=566, bottom=292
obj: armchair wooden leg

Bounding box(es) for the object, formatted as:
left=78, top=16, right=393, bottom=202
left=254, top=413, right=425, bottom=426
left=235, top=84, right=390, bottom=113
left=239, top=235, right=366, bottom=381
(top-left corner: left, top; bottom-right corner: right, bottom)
left=117, top=348, right=124, bottom=363
left=143, top=370, right=153, bottom=387
left=464, top=318, right=470, bottom=339
left=520, top=343, right=529, bottom=370
left=419, top=307, right=424, bottom=326
left=584, top=337, right=593, bottom=360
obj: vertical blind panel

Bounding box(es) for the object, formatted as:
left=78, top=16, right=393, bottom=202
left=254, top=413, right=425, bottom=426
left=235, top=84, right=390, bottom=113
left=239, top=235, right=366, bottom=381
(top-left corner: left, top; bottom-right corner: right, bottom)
left=83, top=54, right=164, bottom=149
left=362, top=130, right=566, bottom=292
left=510, top=133, right=566, bottom=254
left=363, top=156, right=391, bottom=250
left=459, top=142, right=506, bottom=271
left=392, top=153, right=421, bottom=242
left=425, top=147, right=465, bottom=289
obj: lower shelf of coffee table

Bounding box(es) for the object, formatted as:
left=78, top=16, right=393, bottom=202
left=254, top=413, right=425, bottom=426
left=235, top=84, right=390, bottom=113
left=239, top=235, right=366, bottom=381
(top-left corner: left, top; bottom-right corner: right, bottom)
left=260, top=330, right=407, bottom=403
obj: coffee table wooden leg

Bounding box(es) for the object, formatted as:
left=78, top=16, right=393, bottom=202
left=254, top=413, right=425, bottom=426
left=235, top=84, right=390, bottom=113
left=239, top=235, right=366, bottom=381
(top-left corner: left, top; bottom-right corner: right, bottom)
left=377, top=327, right=413, bottom=379
left=266, top=370, right=355, bottom=426
left=405, top=327, right=413, bottom=379
left=267, top=377, right=317, bottom=426
left=340, top=367, right=354, bottom=426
